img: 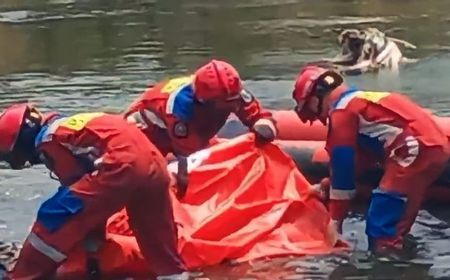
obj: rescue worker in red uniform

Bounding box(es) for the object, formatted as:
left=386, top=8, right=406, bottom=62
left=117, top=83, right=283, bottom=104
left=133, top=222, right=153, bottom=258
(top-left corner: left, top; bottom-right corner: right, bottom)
left=124, top=59, right=277, bottom=157
left=124, top=59, right=277, bottom=199
left=0, top=103, right=187, bottom=279
left=291, top=66, right=450, bottom=253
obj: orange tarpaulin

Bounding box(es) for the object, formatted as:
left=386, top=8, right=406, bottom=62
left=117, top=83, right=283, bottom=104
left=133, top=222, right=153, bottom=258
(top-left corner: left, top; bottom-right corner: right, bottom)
left=168, top=134, right=346, bottom=268
left=57, top=134, right=347, bottom=279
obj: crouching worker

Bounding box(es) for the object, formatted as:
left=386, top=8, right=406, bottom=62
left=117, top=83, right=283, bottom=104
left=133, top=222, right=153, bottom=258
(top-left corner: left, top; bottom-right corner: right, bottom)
left=124, top=59, right=277, bottom=198
left=0, top=103, right=187, bottom=279
left=291, top=66, right=450, bottom=253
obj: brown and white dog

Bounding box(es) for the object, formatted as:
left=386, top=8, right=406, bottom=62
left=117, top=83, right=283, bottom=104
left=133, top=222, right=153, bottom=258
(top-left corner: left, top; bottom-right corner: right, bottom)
left=317, top=27, right=418, bottom=75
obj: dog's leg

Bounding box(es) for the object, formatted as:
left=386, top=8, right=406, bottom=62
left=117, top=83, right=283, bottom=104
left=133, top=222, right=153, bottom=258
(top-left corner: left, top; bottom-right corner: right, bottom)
left=339, top=59, right=373, bottom=74
left=389, top=60, right=400, bottom=75
left=321, top=53, right=355, bottom=64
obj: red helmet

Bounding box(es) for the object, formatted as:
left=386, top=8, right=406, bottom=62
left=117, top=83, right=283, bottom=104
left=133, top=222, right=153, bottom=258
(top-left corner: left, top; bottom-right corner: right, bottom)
left=0, top=103, right=31, bottom=153
left=292, top=65, right=343, bottom=103
left=193, top=59, right=243, bottom=102
left=292, top=66, right=343, bottom=125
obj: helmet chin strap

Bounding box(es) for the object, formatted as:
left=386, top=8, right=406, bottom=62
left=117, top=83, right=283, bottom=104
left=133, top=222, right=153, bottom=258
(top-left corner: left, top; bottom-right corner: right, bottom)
left=312, top=73, right=342, bottom=118
left=316, top=96, right=324, bottom=116
left=13, top=115, right=42, bottom=160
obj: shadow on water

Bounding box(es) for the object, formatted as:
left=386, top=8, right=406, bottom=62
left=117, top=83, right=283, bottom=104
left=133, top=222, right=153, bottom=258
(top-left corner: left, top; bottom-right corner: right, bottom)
left=1, top=0, right=450, bottom=279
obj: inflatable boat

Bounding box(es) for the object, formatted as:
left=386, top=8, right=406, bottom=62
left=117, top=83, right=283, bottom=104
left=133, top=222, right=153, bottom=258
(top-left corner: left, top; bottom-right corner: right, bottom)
left=219, top=110, right=450, bottom=203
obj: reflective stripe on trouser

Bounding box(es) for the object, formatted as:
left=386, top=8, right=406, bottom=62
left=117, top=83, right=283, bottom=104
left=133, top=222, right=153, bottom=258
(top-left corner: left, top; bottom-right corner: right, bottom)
left=9, top=162, right=185, bottom=279
left=9, top=187, right=132, bottom=280
left=366, top=145, right=449, bottom=250
left=27, top=232, right=66, bottom=262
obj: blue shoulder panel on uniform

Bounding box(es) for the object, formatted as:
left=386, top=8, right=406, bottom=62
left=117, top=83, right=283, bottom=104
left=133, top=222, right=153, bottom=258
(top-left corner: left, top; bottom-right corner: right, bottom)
left=340, top=86, right=360, bottom=98
left=35, top=125, right=49, bottom=147
left=34, top=115, right=66, bottom=147
left=172, top=84, right=195, bottom=122
left=330, top=145, right=355, bottom=191
left=331, top=86, right=359, bottom=110
left=37, top=186, right=84, bottom=233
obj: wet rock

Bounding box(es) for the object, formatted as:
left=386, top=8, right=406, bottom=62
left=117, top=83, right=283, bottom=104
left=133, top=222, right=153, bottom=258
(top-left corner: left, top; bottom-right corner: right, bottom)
left=283, top=260, right=320, bottom=270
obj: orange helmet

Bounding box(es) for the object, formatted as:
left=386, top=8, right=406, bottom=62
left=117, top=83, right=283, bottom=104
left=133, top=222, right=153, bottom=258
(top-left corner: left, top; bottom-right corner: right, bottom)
left=193, top=59, right=243, bottom=102
left=0, top=103, right=30, bottom=153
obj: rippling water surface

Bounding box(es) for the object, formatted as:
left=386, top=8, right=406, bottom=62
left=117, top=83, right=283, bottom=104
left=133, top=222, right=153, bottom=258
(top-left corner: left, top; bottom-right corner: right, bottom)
left=1, top=0, right=450, bottom=279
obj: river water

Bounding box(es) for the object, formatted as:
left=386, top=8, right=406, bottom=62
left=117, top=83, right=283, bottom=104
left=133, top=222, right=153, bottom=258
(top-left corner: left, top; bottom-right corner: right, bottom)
left=1, top=0, right=450, bottom=279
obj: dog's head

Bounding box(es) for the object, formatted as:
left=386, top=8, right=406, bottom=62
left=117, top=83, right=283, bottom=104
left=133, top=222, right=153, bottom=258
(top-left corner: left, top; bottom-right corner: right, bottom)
left=336, top=28, right=367, bottom=65
left=335, top=27, right=389, bottom=65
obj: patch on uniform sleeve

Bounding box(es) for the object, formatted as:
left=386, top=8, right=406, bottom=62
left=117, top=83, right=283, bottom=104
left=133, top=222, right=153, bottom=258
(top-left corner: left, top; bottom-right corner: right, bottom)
left=240, top=89, right=254, bottom=104
left=59, top=112, right=105, bottom=131
left=355, top=91, right=390, bottom=103
left=173, top=122, right=188, bottom=138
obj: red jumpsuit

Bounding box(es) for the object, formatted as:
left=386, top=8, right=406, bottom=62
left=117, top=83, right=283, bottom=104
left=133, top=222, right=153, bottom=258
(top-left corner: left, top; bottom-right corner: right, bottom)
left=326, top=88, right=450, bottom=250
left=9, top=112, right=185, bottom=279
left=124, top=75, right=274, bottom=157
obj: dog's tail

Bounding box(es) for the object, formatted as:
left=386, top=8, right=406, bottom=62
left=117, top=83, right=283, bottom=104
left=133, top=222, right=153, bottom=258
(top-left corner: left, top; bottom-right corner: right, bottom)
left=400, top=57, right=419, bottom=64
left=387, top=37, right=417, bottom=49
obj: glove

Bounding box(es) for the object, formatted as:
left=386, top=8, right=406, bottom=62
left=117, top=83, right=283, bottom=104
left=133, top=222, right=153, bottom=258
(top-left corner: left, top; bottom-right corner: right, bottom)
left=308, top=177, right=330, bottom=202
left=174, top=156, right=189, bottom=199
left=251, top=118, right=277, bottom=144
left=332, top=219, right=343, bottom=234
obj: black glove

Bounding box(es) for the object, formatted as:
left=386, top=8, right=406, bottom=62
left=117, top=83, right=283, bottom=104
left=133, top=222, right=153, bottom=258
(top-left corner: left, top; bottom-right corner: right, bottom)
left=252, top=119, right=277, bottom=145
left=175, top=156, right=189, bottom=199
